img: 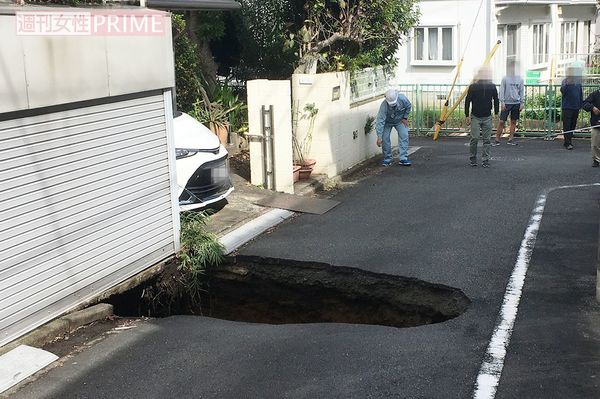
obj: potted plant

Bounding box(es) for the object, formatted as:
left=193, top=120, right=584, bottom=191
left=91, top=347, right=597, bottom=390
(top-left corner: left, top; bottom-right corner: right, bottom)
left=191, top=100, right=242, bottom=145
left=293, top=165, right=302, bottom=182
left=213, top=84, right=248, bottom=149
left=292, top=103, right=319, bottom=179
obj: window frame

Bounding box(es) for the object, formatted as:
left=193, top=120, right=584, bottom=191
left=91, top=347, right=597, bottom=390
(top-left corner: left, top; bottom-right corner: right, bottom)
left=560, top=21, right=578, bottom=57
left=410, top=25, right=457, bottom=66
left=583, top=20, right=592, bottom=54
left=531, top=22, right=550, bottom=66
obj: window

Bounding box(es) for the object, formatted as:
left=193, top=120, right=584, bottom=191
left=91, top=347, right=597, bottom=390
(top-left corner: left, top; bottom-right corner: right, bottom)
left=412, top=27, right=454, bottom=64
left=583, top=21, right=592, bottom=54
left=532, top=23, right=549, bottom=64
left=561, top=22, right=578, bottom=56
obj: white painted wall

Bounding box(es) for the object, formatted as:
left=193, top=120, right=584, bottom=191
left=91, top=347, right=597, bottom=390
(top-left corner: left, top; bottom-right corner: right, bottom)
left=396, top=0, right=490, bottom=85
left=0, top=10, right=175, bottom=114
left=292, top=72, right=397, bottom=178
left=247, top=80, right=294, bottom=193
left=397, top=1, right=596, bottom=85
left=0, top=7, right=178, bottom=347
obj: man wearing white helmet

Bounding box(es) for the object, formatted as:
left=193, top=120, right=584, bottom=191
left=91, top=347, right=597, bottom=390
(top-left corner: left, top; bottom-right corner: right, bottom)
left=375, top=89, right=412, bottom=166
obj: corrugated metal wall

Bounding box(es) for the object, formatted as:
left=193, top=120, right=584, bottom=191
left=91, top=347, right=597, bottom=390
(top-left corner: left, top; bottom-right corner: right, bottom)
left=0, top=92, right=178, bottom=346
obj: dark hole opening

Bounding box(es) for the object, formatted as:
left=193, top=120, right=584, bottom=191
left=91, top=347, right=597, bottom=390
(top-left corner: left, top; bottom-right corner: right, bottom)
left=107, top=256, right=471, bottom=329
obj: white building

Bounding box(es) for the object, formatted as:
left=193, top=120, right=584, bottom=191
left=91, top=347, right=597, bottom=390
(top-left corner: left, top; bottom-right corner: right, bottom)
left=397, top=0, right=597, bottom=84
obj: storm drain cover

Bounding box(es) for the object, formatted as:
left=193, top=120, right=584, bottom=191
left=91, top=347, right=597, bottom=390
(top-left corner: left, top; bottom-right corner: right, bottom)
left=254, top=192, right=340, bottom=215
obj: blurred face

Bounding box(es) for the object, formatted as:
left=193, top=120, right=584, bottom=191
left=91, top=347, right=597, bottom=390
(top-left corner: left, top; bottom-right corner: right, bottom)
left=507, top=61, right=520, bottom=75
left=566, top=67, right=582, bottom=82
left=477, top=67, right=492, bottom=81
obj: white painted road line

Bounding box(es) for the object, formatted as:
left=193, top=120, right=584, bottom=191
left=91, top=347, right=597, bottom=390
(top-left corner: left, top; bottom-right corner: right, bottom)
left=0, top=345, right=58, bottom=394
left=473, top=183, right=600, bottom=399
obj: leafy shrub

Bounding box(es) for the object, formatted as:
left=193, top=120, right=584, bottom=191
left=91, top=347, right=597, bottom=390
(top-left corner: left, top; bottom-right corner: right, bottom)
left=142, top=211, right=224, bottom=315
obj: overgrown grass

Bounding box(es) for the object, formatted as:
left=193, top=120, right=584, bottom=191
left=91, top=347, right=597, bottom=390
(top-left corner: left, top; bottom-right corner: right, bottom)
left=142, top=211, right=224, bottom=315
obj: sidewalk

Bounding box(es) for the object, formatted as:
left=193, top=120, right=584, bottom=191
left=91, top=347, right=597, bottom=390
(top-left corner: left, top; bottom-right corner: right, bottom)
left=205, top=172, right=331, bottom=239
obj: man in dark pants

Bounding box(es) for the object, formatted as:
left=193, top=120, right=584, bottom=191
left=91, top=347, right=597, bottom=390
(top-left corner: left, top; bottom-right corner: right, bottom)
left=582, top=87, right=600, bottom=167
left=465, top=66, right=499, bottom=167
left=560, top=65, right=583, bottom=150
left=496, top=60, right=524, bottom=146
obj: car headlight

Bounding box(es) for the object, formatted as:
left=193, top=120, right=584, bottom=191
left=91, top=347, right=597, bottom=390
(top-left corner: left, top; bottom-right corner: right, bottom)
left=175, top=148, right=198, bottom=159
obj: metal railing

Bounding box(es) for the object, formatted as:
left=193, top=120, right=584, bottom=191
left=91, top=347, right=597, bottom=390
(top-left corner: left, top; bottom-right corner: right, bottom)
left=350, top=66, right=397, bottom=103
left=554, top=53, right=600, bottom=77
left=398, top=83, right=598, bottom=138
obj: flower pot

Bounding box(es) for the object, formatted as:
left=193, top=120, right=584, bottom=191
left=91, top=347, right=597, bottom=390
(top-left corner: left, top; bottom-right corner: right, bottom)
left=293, top=165, right=301, bottom=183
left=300, top=158, right=316, bottom=168
left=298, top=166, right=313, bottom=180
left=210, top=124, right=229, bottom=145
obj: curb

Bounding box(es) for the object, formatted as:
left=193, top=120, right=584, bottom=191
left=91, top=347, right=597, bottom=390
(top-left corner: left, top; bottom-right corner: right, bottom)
left=0, top=304, right=113, bottom=355
left=219, top=208, right=294, bottom=254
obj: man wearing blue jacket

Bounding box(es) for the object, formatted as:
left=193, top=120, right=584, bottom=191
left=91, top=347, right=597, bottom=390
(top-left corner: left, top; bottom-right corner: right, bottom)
left=376, top=89, right=412, bottom=166
left=560, top=65, right=584, bottom=150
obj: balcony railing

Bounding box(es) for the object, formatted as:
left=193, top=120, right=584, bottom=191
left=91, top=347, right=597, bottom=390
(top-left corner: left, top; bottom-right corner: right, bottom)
left=554, top=53, right=600, bottom=77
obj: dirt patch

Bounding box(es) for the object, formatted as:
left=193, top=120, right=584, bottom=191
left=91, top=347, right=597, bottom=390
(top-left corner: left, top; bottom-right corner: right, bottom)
left=229, top=150, right=250, bottom=181
left=109, top=256, right=470, bottom=329
left=42, top=318, right=142, bottom=358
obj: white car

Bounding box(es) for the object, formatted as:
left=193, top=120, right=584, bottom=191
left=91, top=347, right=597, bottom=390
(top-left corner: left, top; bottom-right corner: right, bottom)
left=173, top=112, right=234, bottom=211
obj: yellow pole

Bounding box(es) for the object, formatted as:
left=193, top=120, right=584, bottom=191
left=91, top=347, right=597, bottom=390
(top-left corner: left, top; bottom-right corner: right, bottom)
left=433, top=40, right=502, bottom=140
left=434, top=58, right=464, bottom=141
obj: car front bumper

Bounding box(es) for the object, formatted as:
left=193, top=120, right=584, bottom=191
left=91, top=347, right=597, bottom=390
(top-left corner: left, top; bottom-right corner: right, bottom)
left=177, top=151, right=234, bottom=211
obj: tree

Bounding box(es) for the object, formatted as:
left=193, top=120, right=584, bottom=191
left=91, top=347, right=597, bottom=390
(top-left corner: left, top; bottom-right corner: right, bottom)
left=184, top=11, right=226, bottom=96
left=234, top=0, right=304, bottom=79
left=172, top=14, right=208, bottom=113
left=214, top=0, right=418, bottom=80
left=292, top=0, right=419, bottom=73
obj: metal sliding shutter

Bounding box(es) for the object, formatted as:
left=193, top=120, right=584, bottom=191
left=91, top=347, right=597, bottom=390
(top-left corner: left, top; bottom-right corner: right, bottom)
left=0, top=92, right=178, bottom=346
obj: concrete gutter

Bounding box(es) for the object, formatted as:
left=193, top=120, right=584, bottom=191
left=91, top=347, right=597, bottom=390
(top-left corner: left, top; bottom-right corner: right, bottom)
left=0, top=304, right=113, bottom=356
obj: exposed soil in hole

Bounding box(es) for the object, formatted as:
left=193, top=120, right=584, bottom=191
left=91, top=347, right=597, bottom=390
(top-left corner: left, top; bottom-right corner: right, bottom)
left=108, top=256, right=470, bottom=328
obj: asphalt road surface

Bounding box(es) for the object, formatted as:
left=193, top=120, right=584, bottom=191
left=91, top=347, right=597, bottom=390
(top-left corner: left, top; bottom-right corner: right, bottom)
left=11, top=137, right=600, bottom=399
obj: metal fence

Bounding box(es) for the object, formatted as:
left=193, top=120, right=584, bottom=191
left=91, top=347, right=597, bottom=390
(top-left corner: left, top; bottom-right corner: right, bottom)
left=350, top=67, right=397, bottom=103
left=392, top=83, right=598, bottom=138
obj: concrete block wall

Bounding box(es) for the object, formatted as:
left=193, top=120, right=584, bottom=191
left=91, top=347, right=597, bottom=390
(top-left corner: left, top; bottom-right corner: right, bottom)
left=292, top=71, right=398, bottom=178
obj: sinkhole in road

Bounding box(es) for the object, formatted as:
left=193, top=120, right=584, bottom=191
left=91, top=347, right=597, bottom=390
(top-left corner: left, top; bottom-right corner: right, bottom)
left=109, top=256, right=471, bottom=328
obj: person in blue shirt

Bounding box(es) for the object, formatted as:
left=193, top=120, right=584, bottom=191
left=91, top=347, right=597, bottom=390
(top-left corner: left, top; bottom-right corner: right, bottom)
left=560, top=65, right=584, bottom=150
left=375, top=89, right=412, bottom=166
